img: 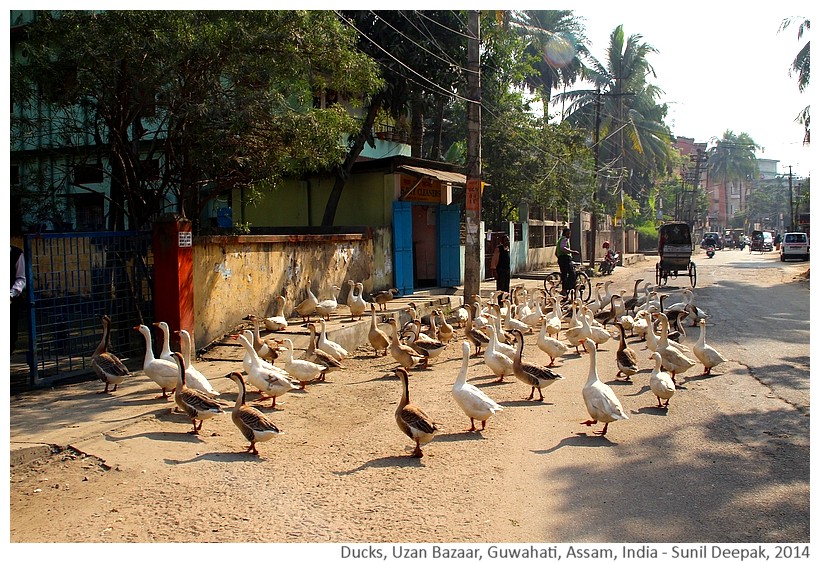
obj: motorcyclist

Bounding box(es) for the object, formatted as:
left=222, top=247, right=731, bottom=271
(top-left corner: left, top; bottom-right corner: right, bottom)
left=599, top=241, right=619, bottom=275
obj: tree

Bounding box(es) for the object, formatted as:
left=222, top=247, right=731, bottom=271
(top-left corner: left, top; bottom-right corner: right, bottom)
left=779, top=17, right=810, bottom=144
left=11, top=11, right=381, bottom=232
left=323, top=10, right=468, bottom=226
left=510, top=10, right=589, bottom=120
left=706, top=130, right=759, bottom=226
left=554, top=25, right=674, bottom=215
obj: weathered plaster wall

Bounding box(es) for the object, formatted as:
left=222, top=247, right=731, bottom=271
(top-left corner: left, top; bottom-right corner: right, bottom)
left=191, top=231, right=392, bottom=348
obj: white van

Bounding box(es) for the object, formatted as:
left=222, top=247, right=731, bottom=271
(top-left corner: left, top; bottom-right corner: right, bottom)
left=780, top=232, right=809, bottom=261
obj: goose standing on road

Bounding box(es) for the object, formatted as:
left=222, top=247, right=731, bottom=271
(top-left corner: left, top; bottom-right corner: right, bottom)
left=580, top=338, right=628, bottom=436
left=91, top=315, right=132, bottom=394
left=134, top=324, right=178, bottom=399
left=452, top=342, right=503, bottom=432
left=510, top=329, right=564, bottom=401
left=171, top=352, right=224, bottom=434
left=693, top=319, right=728, bottom=376
left=394, top=367, right=438, bottom=458
left=225, top=371, right=282, bottom=455
left=648, top=352, right=675, bottom=409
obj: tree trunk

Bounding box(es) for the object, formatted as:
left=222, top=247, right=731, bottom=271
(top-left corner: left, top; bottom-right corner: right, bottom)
left=410, top=93, right=424, bottom=158
left=321, top=93, right=384, bottom=227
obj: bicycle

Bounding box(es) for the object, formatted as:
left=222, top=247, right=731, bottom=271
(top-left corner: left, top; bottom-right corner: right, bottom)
left=543, top=261, right=593, bottom=302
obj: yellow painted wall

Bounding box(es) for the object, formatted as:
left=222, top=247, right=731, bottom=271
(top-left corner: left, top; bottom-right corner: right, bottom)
left=191, top=231, right=393, bottom=348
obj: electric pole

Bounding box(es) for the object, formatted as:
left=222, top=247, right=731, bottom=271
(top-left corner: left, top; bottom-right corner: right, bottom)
left=463, top=10, right=482, bottom=300
left=588, top=89, right=602, bottom=271
left=788, top=166, right=794, bottom=231
left=689, top=147, right=707, bottom=228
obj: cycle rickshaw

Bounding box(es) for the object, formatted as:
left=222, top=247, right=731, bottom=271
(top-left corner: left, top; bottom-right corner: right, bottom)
left=656, top=221, right=697, bottom=287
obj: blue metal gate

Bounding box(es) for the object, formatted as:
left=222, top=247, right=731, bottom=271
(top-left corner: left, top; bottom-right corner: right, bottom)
left=22, top=232, right=154, bottom=387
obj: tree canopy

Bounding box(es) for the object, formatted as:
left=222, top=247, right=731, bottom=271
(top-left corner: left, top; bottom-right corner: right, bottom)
left=12, top=10, right=381, bottom=231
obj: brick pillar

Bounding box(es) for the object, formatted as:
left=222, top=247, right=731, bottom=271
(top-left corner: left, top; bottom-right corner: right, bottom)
left=152, top=216, right=194, bottom=348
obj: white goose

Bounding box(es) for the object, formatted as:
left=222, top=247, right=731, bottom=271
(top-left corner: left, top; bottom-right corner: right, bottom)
left=315, top=285, right=341, bottom=320
left=171, top=352, right=223, bottom=434
left=305, top=322, right=344, bottom=380
left=693, top=319, right=728, bottom=376
left=632, top=310, right=651, bottom=340
left=503, top=299, right=530, bottom=334
left=346, top=280, right=367, bottom=321
left=225, top=372, right=282, bottom=455
left=536, top=316, right=567, bottom=367
left=153, top=321, right=176, bottom=363
left=279, top=338, right=326, bottom=389
left=584, top=307, right=613, bottom=348
left=176, top=329, right=220, bottom=397
left=543, top=295, right=563, bottom=337
left=489, top=310, right=517, bottom=359
left=648, top=352, right=675, bottom=409
left=580, top=338, right=628, bottom=436
left=452, top=341, right=503, bottom=432
left=510, top=328, right=564, bottom=401
left=483, top=324, right=515, bottom=383
left=317, top=318, right=348, bottom=361
left=234, top=332, right=298, bottom=408
left=134, top=324, right=178, bottom=399
left=262, top=295, right=288, bottom=332
left=656, top=314, right=697, bottom=384
left=239, top=329, right=277, bottom=375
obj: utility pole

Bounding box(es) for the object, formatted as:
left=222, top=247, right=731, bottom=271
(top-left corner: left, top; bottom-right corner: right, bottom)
left=689, top=148, right=707, bottom=228
left=788, top=166, right=794, bottom=231
left=588, top=89, right=602, bottom=271
left=463, top=10, right=482, bottom=300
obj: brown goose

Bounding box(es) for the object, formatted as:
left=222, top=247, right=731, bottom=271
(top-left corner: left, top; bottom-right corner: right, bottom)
left=510, top=328, right=564, bottom=401
left=386, top=318, right=425, bottom=370
left=225, top=371, right=282, bottom=455
left=371, top=288, right=399, bottom=311
left=91, top=315, right=131, bottom=393
left=171, top=352, right=224, bottom=434
left=367, top=304, right=390, bottom=357
left=614, top=321, right=639, bottom=381
left=394, top=367, right=438, bottom=458
left=463, top=303, right=489, bottom=357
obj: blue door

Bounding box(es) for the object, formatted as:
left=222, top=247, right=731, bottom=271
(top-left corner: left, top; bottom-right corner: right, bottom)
left=392, top=201, right=414, bottom=295
left=437, top=203, right=461, bottom=286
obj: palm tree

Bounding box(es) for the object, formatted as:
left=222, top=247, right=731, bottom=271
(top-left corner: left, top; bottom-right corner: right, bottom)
left=554, top=25, right=673, bottom=211
left=511, top=10, right=589, bottom=120
left=707, top=131, right=759, bottom=228
left=779, top=17, right=810, bottom=144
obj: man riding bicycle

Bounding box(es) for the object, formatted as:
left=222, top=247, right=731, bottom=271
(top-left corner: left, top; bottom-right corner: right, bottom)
left=556, top=228, right=580, bottom=297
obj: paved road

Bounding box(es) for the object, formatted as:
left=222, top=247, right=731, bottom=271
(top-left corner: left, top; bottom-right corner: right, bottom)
left=9, top=250, right=810, bottom=545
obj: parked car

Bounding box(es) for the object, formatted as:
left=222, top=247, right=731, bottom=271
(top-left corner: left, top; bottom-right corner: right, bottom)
left=780, top=232, right=809, bottom=261
left=701, top=232, right=724, bottom=250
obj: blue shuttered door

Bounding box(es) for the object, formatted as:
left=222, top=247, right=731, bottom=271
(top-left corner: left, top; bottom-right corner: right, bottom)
left=392, top=201, right=414, bottom=296
left=437, top=203, right=462, bottom=287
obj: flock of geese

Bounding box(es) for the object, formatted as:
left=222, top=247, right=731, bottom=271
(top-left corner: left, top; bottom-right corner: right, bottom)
left=90, top=276, right=729, bottom=458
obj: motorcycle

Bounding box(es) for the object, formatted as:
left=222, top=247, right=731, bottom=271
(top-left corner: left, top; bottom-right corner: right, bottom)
left=598, top=251, right=620, bottom=275
left=705, top=245, right=716, bottom=258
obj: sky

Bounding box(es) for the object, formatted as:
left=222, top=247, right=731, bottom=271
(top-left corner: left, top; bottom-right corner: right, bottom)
left=553, top=1, right=813, bottom=179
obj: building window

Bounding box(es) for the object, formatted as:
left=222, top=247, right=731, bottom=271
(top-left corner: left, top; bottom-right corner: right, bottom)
left=528, top=224, right=544, bottom=249
left=73, top=164, right=104, bottom=185
left=73, top=193, right=105, bottom=231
